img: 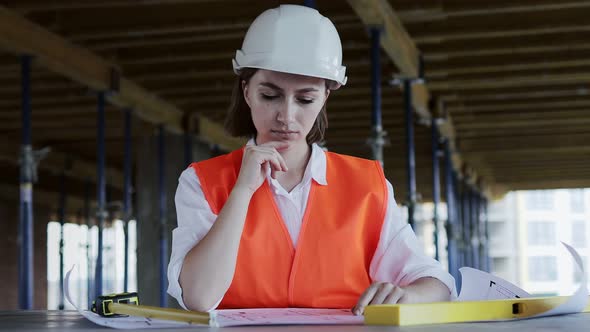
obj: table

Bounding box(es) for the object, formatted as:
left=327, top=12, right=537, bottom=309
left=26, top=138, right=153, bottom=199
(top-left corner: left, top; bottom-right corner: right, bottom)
left=0, top=310, right=588, bottom=331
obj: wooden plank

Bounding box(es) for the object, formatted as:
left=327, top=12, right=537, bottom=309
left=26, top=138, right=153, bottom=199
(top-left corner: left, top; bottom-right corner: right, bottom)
left=0, top=5, right=242, bottom=151
left=394, top=1, right=590, bottom=23
left=503, top=179, right=590, bottom=191
left=424, top=43, right=590, bottom=62
left=429, top=72, right=590, bottom=91
left=455, top=119, right=590, bottom=130
left=459, top=134, right=590, bottom=153
left=428, top=59, right=590, bottom=77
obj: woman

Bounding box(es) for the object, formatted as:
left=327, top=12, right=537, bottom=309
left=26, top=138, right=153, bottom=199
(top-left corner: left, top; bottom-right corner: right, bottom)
left=168, top=4, right=455, bottom=315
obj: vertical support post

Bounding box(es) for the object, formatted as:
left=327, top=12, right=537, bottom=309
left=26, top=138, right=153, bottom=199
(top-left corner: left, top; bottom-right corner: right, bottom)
left=18, top=55, right=34, bottom=310
left=84, top=179, right=93, bottom=309
left=95, top=92, right=106, bottom=300
left=471, top=187, right=480, bottom=269
left=184, top=131, right=193, bottom=167
left=461, top=181, right=470, bottom=267
left=483, top=196, right=490, bottom=272
left=58, top=171, right=67, bottom=310
left=477, top=192, right=485, bottom=270
left=404, top=79, right=416, bottom=229
left=158, top=125, right=168, bottom=307
left=453, top=171, right=463, bottom=271
left=369, top=27, right=386, bottom=167
left=443, top=141, right=458, bottom=281
left=123, top=109, right=132, bottom=292
left=431, top=117, right=441, bottom=261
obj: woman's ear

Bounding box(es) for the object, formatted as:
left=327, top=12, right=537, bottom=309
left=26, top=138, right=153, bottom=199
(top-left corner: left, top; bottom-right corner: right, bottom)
left=242, top=80, right=252, bottom=108
left=322, top=88, right=331, bottom=108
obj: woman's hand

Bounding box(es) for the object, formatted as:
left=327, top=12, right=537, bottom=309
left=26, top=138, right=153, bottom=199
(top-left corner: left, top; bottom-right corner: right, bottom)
left=234, top=141, right=289, bottom=194
left=352, top=282, right=407, bottom=316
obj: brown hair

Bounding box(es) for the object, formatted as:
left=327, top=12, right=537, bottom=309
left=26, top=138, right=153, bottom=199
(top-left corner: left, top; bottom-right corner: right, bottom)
left=224, top=68, right=329, bottom=144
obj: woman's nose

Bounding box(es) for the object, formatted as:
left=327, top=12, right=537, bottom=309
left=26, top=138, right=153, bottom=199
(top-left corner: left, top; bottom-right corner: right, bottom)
left=276, top=100, right=296, bottom=123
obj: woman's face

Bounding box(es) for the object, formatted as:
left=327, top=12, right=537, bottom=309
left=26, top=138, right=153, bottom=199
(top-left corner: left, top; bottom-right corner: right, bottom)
left=243, top=69, right=329, bottom=147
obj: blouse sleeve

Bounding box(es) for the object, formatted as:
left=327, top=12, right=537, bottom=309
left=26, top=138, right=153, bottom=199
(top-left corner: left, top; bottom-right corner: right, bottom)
left=369, top=180, right=457, bottom=298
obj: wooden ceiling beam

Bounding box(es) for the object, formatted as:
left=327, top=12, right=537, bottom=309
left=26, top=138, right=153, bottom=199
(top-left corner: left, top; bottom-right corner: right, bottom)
left=428, top=59, right=590, bottom=78
left=457, top=118, right=590, bottom=130
left=446, top=93, right=590, bottom=107
left=460, top=134, right=590, bottom=153
left=441, top=88, right=589, bottom=103
left=396, top=1, right=590, bottom=22
left=457, top=127, right=590, bottom=139
left=412, top=18, right=590, bottom=44
left=10, top=0, right=230, bottom=13
left=503, top=179, right=590, bottom=191
left=0, top=5, right=243, bottom=151
left=449, top=100, right=590, bottom=113
left=453, top=109, right=590, bottom=122
left=424, top=43, right=590, bottom=62
left=430, top=72, right=590, bottom=91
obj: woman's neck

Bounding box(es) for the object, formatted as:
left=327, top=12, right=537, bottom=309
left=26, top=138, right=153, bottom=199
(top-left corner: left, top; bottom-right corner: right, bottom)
left=280, top=141, right=311, bottom=176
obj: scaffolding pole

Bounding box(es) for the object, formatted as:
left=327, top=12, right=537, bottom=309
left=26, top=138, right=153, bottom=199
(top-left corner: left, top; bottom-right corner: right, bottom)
left=431, top=117, right=441, bottom=261
left=444, top=140, right=459, bottom=281
left=94, top=92, right=106, bottom=300
left=18, top=55, right=34, bottom=310
left=123, top=109, right=133, bottom=292
left=368, top=27, right=387, bottom=167
left=158, top=125, right=168, bottom=307
left=58, top=170, right=67, bottom=310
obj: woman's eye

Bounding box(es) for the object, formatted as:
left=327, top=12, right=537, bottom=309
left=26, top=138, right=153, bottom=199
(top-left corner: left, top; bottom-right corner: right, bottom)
left=298, top=98, right=314, bottom=104
left=261, top=94, right=278, bottom=100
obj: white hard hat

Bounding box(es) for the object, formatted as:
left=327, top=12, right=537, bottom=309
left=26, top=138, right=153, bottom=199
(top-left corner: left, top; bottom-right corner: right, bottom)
left=232, top=4, right=347, bottom=89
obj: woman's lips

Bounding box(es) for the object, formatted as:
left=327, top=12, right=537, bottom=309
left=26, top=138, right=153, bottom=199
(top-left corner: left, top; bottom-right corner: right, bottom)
left=272, top=130, right=298, bottom=138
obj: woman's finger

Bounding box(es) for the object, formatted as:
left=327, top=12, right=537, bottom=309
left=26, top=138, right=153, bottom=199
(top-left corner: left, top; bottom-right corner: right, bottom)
left=369, top=283, right=394, bottom=305
left=383, top=286, right=405, bottom=304
left=352, top=282, right=379, bottom=315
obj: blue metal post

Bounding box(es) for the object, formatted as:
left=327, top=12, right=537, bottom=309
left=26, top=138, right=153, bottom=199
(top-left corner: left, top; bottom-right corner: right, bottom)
left=443, top=141, right=458, bottom=281
left=84, top=179, right=93, bottom=309
left=477, top=192, right=485, bottom=270
left=404, top=79, right=417, bottom=229
left=453, top=171, right=464, bottom=270
left=123, top=109, right=132, bottom=292
left=369, top=27, right=386, bottom=166
left=184, top=131, right=192, bottom=167
left=158, top=125, right=168, bottom=307
left=18, top=55, right=34, bottom=309
left=431, top=118, right=441, bottom=261
left=95, top=92, right=106, bottom=300
left=471, top=187, right=480, bottom=269
left=461, top=181, right=470, bottom=267
left=58, top=171, right=67, bottom=310
left=483, top=196, right=491, bottom=272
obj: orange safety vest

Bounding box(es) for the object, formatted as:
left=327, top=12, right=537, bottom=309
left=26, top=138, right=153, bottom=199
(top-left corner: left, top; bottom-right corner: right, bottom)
left=190, top=148, right=388, bottom=309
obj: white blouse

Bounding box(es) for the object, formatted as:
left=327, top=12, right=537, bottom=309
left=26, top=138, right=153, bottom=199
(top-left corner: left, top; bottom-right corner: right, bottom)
left=167, top=141, right=456, bottom=309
